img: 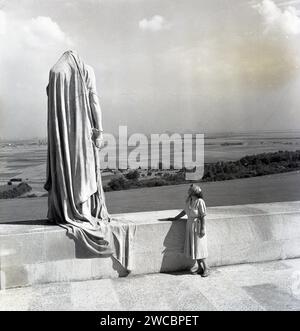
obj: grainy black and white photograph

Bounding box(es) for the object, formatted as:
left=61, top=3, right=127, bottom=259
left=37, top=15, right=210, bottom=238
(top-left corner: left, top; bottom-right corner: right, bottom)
left=0, top=0, right=300, bottom=315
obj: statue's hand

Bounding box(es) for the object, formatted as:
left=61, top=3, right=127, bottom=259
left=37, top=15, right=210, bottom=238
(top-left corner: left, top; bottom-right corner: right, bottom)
left=94, top=136, right=104, bottom=149
left=93, top=131, right=104, bottom=149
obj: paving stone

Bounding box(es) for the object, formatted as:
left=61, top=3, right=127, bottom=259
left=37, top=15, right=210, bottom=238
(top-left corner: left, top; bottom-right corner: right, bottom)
left=1, top=259, right=299, bottom=311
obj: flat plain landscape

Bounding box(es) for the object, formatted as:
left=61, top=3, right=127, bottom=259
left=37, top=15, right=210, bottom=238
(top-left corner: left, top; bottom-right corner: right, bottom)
left=0, top=131, right=300, bottom=213
left=0, top=168, right=299, bottom=220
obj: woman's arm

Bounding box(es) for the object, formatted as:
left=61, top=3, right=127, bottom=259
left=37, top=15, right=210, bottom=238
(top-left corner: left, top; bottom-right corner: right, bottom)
left=198, top=216, right=206, bottom=238
left=169, top=210, right=186, bottom=221
left=197, top=199, right=207, bottom=237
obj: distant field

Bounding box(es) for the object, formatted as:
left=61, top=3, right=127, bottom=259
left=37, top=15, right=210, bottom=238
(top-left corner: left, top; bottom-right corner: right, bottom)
left=100, top=170, right=300, bottom=213
left=0, top=171, right=299, bottom=222
left=2, top=132, right=300, bottom=182
left=1, top=132, right=300, bottom=205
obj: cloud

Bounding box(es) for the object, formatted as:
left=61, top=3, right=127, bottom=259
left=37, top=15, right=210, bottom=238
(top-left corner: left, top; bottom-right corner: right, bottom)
left=0, top=10, right=73, bottom=139
left=22, top=16, right=72, bottom=49
left=138, top=15, right=170, bottom=32
left=277, top=1, right=300, bottom=6
left=254, top=0, right=300, bottom=35
left=0, top=11, right=72, bottom=52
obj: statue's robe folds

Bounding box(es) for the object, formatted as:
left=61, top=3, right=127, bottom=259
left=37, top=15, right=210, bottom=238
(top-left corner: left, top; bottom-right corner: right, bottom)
left=44, top=51, right=135, bottom=271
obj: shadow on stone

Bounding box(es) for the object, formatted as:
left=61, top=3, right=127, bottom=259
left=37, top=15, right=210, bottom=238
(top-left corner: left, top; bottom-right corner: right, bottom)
left=0, top=219, right=55, bottom=226
left=158, top=218, right=193, bottom=274
left=111, top=257, right=130, bottom=277
left=66, top=231, right=129, bottom=277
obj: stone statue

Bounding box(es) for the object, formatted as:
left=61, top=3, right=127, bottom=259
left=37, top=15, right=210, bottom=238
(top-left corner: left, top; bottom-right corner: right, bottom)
left=44, top=50, right=135, bottom=271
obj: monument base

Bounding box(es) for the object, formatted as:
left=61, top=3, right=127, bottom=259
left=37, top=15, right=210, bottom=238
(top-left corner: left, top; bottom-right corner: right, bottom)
left=1, top=201, right=300, bottom=289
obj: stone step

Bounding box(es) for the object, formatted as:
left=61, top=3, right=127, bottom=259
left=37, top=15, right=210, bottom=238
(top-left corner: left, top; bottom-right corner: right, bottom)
left=1, top=201, right=300, bottom=289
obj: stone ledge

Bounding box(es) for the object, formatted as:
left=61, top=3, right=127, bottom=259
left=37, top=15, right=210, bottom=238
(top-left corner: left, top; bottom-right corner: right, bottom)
left=0, top=201, right=300, bottom=288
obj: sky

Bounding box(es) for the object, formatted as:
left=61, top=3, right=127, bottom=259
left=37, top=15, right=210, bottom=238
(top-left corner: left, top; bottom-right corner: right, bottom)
left=1, top=0, right=300, bottom=139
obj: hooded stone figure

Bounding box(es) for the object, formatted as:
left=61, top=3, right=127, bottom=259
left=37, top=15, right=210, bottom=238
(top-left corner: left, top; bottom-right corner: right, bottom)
left=44, top=50, right=136, bottom=271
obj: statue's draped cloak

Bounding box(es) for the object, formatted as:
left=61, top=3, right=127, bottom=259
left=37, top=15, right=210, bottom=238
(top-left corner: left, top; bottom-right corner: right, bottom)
left=44, top=51, right=136, bottom=271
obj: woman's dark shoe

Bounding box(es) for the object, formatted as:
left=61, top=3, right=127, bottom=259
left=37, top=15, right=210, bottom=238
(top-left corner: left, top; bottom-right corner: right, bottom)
left=191, top=267, right=203, bottom=275
left=201, top=268, right=210, bottom=277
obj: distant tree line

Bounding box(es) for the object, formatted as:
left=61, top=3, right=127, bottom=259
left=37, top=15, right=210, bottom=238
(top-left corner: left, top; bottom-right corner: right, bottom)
left=104, top=150, right=300, bottom=192
left=104, top=169, right=185, bottom=191
left=0, top=182, right=32, bottom=199
left=202, top=150, right=300, bottom=181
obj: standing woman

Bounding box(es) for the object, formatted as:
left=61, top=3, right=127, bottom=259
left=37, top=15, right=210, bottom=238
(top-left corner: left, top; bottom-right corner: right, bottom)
left=170, top=184, right=210, bottom=277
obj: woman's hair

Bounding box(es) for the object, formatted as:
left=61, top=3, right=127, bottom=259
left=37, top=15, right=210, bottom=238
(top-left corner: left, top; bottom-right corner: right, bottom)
left=186, top=184, right=204, bottom=201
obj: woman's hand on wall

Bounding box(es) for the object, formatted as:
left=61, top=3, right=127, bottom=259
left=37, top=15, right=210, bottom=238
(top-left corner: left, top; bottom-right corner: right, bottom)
left=169, top=210, right=186, bottom=221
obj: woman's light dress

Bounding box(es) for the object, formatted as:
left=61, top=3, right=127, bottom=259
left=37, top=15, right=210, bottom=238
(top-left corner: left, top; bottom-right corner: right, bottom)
left=184, top=197, right=208, bottom=260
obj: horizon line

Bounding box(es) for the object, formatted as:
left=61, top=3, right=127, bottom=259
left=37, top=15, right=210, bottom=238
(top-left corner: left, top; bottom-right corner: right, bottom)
left=2, top=129, right=300, bottom=142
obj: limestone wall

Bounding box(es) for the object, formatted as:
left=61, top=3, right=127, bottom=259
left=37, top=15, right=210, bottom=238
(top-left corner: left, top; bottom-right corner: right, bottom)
left=0, top=201, right=300, bottom=288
